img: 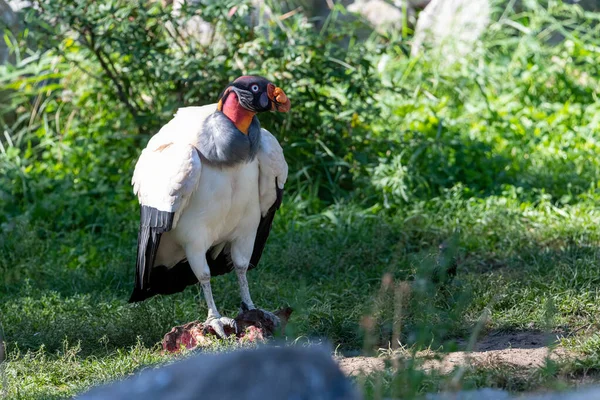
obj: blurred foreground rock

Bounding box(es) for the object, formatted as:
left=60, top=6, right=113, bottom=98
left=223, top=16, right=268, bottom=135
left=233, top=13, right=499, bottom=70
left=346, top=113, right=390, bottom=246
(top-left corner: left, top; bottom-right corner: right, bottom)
left=77, top=345, right=361, bottom=400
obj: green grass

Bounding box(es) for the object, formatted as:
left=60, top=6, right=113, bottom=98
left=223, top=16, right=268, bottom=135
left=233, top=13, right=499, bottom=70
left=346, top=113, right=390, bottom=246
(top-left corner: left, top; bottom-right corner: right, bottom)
left=3, top=189, right=600, bottom=398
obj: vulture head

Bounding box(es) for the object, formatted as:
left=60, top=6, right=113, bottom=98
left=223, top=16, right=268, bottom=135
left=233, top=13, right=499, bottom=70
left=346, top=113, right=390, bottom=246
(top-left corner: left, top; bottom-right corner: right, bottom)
left=218, top=76, right=291, bottom=114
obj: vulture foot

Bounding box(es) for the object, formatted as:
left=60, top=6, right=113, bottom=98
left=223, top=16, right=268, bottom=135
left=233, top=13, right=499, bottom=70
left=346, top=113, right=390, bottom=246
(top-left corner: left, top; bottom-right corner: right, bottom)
left=203, top=316, right=237, bottom=338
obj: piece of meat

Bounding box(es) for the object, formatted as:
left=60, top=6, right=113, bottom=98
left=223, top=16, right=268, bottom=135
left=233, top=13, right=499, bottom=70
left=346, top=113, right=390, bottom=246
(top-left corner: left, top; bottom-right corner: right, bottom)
left=162, top=307, right=293, bottom=353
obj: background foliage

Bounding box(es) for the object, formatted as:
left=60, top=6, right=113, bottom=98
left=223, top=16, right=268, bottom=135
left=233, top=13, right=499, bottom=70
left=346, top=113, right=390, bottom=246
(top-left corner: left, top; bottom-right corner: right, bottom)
left=1, top=0, right=600, bottom=398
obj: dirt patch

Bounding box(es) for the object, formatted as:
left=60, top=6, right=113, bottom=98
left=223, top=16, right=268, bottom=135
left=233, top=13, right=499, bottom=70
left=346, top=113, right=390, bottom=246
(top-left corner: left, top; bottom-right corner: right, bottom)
left=337, top=331, right=571, bottom=376
left=421, top=347, right=570, bottom=374
left=337, top=356, right=387, bottom=376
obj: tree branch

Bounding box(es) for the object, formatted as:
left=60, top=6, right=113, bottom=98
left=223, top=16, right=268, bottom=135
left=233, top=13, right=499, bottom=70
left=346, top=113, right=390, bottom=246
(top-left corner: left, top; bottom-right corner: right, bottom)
left=86, top=29, right=143, bottom=128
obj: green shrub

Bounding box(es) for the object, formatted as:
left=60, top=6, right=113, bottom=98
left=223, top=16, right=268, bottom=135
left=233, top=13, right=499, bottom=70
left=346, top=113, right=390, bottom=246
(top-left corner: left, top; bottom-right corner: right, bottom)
left=370, top=1, right=600, bottom=206
left=0, top=0, right=387, bottom=226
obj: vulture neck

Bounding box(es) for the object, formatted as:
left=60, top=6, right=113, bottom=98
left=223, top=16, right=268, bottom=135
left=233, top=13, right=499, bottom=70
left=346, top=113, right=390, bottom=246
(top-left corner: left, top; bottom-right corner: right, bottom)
left=220, top=93, right=255, bottom=135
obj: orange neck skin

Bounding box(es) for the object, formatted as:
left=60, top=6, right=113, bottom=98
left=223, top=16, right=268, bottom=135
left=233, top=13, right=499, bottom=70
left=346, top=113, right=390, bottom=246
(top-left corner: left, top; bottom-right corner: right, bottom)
left=221, top=92, right=255, bottom=135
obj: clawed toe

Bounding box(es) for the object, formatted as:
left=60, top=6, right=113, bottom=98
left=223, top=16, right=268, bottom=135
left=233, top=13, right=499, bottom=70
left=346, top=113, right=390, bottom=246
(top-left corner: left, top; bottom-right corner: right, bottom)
left=204, top=316, right=237, bottom=338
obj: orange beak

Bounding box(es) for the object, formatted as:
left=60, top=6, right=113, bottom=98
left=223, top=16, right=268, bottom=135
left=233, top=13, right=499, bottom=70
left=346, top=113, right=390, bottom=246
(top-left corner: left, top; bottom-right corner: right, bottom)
left=267, top=83, right=291, bottom=112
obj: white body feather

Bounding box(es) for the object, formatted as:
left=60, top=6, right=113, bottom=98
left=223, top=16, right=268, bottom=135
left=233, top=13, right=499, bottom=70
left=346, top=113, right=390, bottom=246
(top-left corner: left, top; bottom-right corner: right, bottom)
left=156, top=159, right=261, bottom=268
left=132, top=104, right=287, bottom=270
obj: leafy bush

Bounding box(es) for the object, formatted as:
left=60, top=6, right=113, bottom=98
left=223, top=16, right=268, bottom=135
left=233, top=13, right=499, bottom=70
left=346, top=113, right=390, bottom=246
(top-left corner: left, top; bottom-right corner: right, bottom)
left=370, top=1, right=600, bottom=205
left=1, top=1, right=599, bottom=223
left=0, top=0, right=387, bottom=229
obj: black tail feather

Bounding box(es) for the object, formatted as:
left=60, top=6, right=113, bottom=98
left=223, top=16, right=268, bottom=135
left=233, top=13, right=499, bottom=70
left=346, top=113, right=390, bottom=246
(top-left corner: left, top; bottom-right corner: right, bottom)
left=129, top=206, right=175, bottom=303
left=129, top=260, right=199, bottom=302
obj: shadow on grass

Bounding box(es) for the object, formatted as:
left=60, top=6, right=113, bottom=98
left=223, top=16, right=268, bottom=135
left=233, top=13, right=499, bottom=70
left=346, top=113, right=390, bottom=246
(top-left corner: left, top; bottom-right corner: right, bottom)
left=2, top=207, right=599, bottom=359
left=460, top=330, right=560, bottom=351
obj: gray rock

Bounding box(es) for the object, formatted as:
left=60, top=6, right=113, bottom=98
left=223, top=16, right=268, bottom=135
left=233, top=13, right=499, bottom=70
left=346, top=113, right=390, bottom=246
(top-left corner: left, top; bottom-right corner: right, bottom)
left=411, top=0, right=490, bottom=63
left=77, top=345, right=361, bottom=400
left=0, top=0, right=18, bottom=64
left=167, top=0, right=217, bottom=47
left=347, top=0, right=418, bottom=33
left=568, top=0, right=600, bottom=11
left=0, top=1, right=32, bottom=65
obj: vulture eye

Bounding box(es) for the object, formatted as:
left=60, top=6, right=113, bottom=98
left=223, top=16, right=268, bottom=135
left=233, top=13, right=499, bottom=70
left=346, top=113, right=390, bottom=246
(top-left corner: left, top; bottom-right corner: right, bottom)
left=251, top=84, right=260, bottom=93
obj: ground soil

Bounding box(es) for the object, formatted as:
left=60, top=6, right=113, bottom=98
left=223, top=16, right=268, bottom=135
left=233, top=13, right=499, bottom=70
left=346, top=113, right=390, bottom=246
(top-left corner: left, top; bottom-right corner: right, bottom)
left=337, top=331, right=572, bottom=376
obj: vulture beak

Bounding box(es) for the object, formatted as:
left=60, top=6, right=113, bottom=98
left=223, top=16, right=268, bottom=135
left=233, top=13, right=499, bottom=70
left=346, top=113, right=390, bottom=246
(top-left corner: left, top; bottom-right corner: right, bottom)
left=267, top=83, right=291, bottom=113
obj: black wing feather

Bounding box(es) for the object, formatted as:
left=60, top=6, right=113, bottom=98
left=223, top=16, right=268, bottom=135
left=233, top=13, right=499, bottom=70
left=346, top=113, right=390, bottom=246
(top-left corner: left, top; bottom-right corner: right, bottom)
left=249, top=184, right=284, bottom=270
left=129, top=205, right=174, bottom=303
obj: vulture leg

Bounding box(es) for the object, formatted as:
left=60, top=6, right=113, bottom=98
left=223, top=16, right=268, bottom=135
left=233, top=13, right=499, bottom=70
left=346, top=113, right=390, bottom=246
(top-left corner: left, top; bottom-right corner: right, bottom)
left=235, top=267, right=255, bottom=310
left=232, top=238, right=281, bottom=327
left=187, top=249, right=236, bottom=338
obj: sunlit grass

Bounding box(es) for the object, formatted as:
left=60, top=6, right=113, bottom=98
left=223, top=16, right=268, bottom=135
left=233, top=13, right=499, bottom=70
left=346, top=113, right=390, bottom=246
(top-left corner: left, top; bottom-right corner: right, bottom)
left=3, top=189, right=600, bottom=398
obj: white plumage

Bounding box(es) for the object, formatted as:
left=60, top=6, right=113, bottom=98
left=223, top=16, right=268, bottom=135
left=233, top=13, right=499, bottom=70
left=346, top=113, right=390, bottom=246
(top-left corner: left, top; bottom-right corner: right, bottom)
left=129, top=99, right=288, bottom=336
left=133, top=104, right=287, bottom=238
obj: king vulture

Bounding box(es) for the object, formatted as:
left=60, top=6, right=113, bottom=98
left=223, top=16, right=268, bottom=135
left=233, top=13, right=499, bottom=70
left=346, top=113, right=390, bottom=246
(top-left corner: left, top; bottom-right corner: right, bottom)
left=128, top=76, right=290, bottom=337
